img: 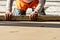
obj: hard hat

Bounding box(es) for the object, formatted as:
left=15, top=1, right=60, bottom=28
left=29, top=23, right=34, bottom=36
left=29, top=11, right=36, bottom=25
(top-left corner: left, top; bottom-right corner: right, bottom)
left=23, top=0, right=33, bottom=3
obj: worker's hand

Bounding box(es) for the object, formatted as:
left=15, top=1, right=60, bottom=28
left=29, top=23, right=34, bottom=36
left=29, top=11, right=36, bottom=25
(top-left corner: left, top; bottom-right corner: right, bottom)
left=29, top=11, right=38, bottom=21
left=31, top=10, right=38, bottom=15
left=5, top=11, right=12, bottom=21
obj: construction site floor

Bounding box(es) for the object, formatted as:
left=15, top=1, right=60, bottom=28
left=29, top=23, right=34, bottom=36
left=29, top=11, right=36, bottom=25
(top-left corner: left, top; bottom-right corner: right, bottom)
left=0, top=21, right=60, bottom=40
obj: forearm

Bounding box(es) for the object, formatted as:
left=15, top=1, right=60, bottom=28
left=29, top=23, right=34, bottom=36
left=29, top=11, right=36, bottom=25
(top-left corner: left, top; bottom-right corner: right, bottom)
left=6, top=0, right=14, bottom=12
left=34, top=0, right=46, bottom=12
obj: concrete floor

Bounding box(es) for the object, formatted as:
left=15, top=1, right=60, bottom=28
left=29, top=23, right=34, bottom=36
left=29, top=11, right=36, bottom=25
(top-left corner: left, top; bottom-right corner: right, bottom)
left=0, top=21, right=60, bottom=40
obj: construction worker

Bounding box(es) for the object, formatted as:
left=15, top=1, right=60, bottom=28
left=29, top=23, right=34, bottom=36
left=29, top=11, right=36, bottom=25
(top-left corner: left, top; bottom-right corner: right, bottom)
left=5, top=0, right=46, bottom=20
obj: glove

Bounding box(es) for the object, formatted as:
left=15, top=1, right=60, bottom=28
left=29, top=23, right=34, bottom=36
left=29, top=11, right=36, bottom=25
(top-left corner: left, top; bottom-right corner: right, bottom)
left=29, top=11, right=38, bottom=21
left=5, top=11, right=12, bottom=21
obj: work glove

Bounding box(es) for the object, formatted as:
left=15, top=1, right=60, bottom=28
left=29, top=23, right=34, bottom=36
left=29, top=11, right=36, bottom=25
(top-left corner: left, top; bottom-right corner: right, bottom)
left=5, top=11, right=12, bottom=21
left=29, top=11, right=38, bottom=21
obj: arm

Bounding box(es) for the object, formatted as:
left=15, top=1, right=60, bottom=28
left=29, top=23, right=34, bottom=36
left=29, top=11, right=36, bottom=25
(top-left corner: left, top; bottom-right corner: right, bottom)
left=6, top=0, right=14, bottom=12
left=29, top=0, right=46, bottom=20
left=34, top=0, right=46, bottom=12
left=5, top=0, right=14, bottom=21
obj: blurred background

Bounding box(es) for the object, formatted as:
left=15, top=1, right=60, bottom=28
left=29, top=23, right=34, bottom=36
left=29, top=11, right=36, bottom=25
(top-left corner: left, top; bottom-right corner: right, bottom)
left=0, top=0, right=60, bottom=16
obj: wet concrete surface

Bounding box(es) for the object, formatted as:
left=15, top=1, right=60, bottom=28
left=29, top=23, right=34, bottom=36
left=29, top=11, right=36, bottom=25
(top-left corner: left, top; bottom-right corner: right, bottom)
left=0, top=21, right=60, bottom=40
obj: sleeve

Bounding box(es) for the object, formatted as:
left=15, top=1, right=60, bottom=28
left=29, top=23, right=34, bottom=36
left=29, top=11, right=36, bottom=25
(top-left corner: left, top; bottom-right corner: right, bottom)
left=6, top=0, right=14, bottom=12
left=34, top=0, right=46, bottom=12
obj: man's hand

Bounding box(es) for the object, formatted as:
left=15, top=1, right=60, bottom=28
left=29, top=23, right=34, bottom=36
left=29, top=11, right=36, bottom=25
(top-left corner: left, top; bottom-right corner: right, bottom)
left=29, top=11, right=38, bottom=21
left=5, top=11, right=12, bottom=21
